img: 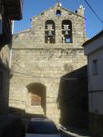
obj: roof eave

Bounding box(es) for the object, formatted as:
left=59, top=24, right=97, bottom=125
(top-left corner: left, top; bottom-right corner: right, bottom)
left=3, top=0, right=23, bottom=20
left=83, top=30, right=103, bottom=47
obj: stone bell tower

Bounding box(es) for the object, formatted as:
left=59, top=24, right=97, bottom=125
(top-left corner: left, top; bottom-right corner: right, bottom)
left=9, top=3, right=87, bottom=123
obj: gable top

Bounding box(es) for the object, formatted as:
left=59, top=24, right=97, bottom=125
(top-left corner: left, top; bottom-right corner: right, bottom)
left=31, top=3, right=85, bottom=20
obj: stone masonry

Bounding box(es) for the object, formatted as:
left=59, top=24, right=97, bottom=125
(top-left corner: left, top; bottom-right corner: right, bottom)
left=9, top=3, right=87, bottom=123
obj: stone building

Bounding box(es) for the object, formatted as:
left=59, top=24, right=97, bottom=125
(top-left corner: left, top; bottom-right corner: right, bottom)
left=9, top=3, right=87, bottom=123
left=83, top=31, right=103, bottom=136
left=0, top=0, right=23, bottom=114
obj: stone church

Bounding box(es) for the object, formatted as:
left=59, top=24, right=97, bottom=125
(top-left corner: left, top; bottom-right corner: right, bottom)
left=9, top=3, right=87, bottom=123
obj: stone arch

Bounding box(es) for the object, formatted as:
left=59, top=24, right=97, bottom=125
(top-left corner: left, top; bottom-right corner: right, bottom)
left=45, top=20, right=55, bottom=43
left=56, top=10, right=61, bottom=16
left=26, top=83, right=46, bottom=115
left=62, top=20, right=72, bottom=43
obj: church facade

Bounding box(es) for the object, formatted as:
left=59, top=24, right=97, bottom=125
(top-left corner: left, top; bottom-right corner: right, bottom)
left=9, top=3, right=87, bottom=123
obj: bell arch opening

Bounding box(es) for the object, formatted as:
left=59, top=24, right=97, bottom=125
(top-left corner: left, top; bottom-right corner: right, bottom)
left=62, top=20, right=72, bottom=43
left=45, top=20, right=55, bottom=43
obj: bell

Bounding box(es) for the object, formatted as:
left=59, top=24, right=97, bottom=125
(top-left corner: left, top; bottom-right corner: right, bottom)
left=47, top=24, right=53, bottom=30
left=65, top=30, right=69, bottom=35
left=63, top=25, right=69, bottom=30
left=48, top=31, right=52, bottom=36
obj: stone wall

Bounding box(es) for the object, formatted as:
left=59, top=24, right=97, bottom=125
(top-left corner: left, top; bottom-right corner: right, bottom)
left=9, top=48, right=86, bottom=123
left=0, top=44, right=10, bottom=115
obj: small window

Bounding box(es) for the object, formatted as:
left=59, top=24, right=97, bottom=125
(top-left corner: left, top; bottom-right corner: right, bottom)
left=0, top=20, right=2, bottom=34
left=92, top=59, right=98, bottom=75
left=56, top=10, right=61, bottom=16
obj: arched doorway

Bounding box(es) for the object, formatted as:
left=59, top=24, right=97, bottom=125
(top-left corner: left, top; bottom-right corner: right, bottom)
left=27, top=83, right=46, bottom=115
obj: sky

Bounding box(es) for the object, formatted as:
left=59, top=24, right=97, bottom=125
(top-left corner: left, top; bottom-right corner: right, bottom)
left=14, top=0, right=103, bottom=38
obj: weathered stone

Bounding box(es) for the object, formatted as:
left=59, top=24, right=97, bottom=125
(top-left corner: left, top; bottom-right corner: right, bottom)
left=9, top=4, right=87, bottom=123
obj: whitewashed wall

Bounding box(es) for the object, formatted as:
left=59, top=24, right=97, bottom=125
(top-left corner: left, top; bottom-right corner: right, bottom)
left=85, top=39, right=103, bottom=114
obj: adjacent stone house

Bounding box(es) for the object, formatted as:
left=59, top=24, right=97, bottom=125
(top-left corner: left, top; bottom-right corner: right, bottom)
left=83, top=30, right=103, bottom=137
left=9, top=3, right=87, bottom=123
left=0, top=0, right=23, bottom=114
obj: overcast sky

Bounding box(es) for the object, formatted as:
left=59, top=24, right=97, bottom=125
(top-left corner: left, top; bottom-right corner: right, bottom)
left=14, top=0, right=103, bottom=38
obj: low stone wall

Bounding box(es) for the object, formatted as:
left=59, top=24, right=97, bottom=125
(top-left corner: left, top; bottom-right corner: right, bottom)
left=89, top=113, right=103, bottom=137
